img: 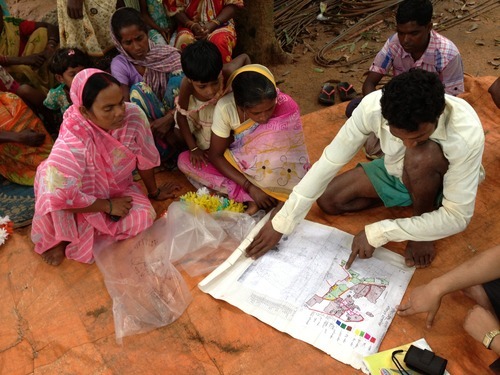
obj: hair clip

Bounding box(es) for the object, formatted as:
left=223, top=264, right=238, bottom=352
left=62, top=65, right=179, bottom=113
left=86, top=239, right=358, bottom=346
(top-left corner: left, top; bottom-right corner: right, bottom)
left=68, top=49, right=75, bottom=56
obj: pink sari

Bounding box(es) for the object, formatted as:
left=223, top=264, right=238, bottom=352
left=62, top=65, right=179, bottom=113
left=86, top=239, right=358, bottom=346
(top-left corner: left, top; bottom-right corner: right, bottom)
left=31, top=69, right=160, bottom=263
left=178, top=92, right=311, bottom=202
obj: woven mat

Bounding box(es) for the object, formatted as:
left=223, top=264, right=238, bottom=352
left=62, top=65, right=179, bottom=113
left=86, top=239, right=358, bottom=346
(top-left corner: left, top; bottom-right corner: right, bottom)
left=0, top=176, right=35, bottom=228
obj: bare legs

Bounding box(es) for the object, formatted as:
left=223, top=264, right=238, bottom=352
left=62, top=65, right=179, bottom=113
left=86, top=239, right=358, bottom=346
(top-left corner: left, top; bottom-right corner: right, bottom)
left=401, top=141, right=448, bottom=268
left=464, top=285, right=495, bottom=313
left=317, top=166, right=381, bottom=214
left=40, top=241, right=69, bottom=266
left=317, top=140, right=448, bottom=268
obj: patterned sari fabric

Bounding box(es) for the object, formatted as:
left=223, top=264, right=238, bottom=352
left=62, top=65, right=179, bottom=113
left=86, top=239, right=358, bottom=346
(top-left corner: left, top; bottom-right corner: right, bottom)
left=31, top=69, right=160, bottom=264
left=0, top=17, right=51, bottom=91
left=225, top=93, right=311, bottom=201
left=110, top=28, right=182, bottom=102
left=146, top=0, right=173, bottom=45
left=0, top=0, right=9, bottom=16
left=178, top=92, right=311, bottom=203
left=0, top=65, right=18, bottom=92
left=124, top=0, right=173, bottom=45
left=57, top=0, right=117, bottom=57
left=164, top=0, right=243, bottom=62
left=111, top=22, right=184, bottom=163
left=129, top=80, right=182, bottom=162
left=0, top=92, right=53, bottom=185
left=128, top=71, right=183, bottom=118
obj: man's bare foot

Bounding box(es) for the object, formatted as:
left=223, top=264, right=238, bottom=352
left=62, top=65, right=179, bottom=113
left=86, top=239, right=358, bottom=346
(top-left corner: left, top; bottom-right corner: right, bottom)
left=463, top=285, right=495, bottom=312
left=404, top=241, right=435, bottom=268
left=41, top=242, right=67, bottom=266
left=245, top=201, right=259, bottom=215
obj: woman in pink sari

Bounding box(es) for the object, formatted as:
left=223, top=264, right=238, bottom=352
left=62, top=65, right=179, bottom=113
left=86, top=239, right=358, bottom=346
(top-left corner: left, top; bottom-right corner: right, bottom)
left=178, top=64, right=310, bottom=214
left=31, top=68, right=178, bottom=266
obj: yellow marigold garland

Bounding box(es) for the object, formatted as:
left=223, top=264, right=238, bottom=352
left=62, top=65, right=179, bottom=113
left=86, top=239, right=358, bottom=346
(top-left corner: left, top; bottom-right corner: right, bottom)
left=180, top=188, right=245, bottom=213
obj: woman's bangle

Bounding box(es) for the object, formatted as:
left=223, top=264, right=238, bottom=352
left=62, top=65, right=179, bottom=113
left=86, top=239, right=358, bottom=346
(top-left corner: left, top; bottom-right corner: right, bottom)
left=210, top=18, right=221, bottom=26
left=107, top=199, right=113, bottom=215
left=190, top=146, right=199, bottom=152
left=148, top=188, right=161, bottom=199
left=185, top=21, right=195, bottom=30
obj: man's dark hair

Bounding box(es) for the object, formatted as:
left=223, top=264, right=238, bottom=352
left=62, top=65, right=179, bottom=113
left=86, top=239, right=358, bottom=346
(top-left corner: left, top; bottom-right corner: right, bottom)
left=381, top=69, right=445, bottom=131
left=181, top=40, right=223, bottom=82
left=396, top=0, right=433, bottom=26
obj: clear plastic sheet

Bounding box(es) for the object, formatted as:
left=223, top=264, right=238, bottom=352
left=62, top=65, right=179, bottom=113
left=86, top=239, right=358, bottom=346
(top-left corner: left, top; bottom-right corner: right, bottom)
left=93, top=218, right=192, bottom=344
left=164, top=201, right=260, bottom=276
left=93, top=201, right=259, bottom=342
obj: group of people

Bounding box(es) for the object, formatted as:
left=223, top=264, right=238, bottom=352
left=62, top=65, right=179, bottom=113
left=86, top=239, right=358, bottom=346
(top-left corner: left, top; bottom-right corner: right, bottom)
left=55, top=0, right=243, bottom=63
left=1, top=0, right=311, bottom=267
left=1, top=0, right=500, bottom=363
left=242, top=0, right=499, bottom=362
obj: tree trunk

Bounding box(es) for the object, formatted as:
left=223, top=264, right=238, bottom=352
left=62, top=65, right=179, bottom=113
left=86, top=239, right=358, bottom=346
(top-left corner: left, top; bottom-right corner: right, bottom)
left=234, top=1, right=291, bottom=65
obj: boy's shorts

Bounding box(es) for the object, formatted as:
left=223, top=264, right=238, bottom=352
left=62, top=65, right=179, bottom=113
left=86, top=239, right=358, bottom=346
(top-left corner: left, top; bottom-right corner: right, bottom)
left=359, top=158, right=412, bottom=208
left=359, top=158, right=443, bottom=208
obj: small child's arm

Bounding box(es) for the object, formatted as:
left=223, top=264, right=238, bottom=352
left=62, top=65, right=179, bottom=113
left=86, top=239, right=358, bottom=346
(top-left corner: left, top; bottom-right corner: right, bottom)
left=222, top=53, right=251, bottom=82
left=176, top=78, right=208, bottom=169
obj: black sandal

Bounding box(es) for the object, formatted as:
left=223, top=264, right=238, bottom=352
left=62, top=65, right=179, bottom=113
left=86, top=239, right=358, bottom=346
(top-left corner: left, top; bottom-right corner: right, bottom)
left=337, top=82, right=357, bottom=102
left=318, top=81, right=336, bottom=106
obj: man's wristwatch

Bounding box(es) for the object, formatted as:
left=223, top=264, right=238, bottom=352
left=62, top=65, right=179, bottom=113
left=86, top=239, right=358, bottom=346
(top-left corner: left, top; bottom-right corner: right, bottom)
left=483, top=329, right=500, bottom=349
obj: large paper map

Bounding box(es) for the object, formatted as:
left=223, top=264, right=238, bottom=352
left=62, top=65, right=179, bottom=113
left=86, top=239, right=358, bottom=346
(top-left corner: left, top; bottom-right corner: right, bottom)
left=199, top=216, right=415, bottom=370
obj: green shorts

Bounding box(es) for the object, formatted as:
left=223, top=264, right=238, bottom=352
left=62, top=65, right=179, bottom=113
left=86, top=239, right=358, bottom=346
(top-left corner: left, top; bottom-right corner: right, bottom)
left=359, top=158, right=412, bottom=208
left=359, top=158, right=443, bottom=208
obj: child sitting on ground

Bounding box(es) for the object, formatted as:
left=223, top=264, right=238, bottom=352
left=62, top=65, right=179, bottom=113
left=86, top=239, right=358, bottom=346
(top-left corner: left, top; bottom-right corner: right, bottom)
left=44, top=48, right=91, bottom=118
left=176, top=40, right=250, bottom=171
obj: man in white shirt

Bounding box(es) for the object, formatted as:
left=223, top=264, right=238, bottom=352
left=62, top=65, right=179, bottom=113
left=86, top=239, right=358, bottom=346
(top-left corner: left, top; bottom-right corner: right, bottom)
left=246, top=69, right=484, bottom=269
left=398, top=87, right=500, bottom=369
